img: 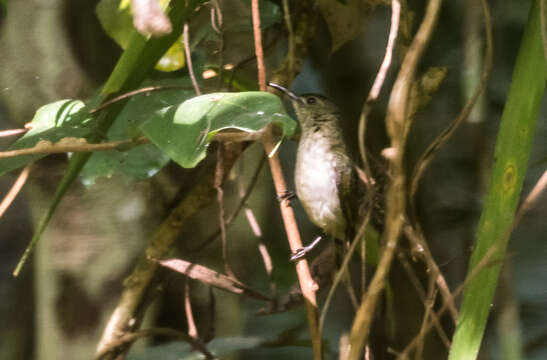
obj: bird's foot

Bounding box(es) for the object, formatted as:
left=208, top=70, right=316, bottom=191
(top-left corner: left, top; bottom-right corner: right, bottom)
left=290, top=236, right=322, bottom=262
left=277, top=190, right=296, bottom=206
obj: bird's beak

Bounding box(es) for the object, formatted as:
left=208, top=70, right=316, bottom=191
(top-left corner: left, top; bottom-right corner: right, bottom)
left=267, top=82, right=302, bottom=103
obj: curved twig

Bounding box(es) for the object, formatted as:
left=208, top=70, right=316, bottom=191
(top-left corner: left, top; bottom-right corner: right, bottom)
left=347, top=0, right=443, bottom=358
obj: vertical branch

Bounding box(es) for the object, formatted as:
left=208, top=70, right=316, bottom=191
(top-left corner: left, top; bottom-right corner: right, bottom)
left=251, top=0, right=267, bottom=91
left=184, top=22, right=201, bottom=95
left=252, top=1, right=321, bottom=357
left=347, top=1, right=442, bottom=358
left=214, top=144, right=235, bottom=277
left=184, top=278, right=199, bottom=339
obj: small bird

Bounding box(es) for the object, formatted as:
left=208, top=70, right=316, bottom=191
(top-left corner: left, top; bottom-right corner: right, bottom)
left=268, top=83, right=363, bottom=256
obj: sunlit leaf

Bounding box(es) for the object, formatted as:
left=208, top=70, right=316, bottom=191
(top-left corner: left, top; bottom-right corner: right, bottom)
left=154, top=39, right=185, bottom=71
left=81, top=80, right=194, bottom=184
left=139, top=92, right=297, bottom=168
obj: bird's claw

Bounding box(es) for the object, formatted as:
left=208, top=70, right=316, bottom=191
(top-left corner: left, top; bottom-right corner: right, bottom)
left=289, top=236, right=322, bottom=262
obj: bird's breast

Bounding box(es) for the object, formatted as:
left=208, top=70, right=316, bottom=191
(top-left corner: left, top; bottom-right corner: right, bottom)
left=295, top=134, right=347, bottom=239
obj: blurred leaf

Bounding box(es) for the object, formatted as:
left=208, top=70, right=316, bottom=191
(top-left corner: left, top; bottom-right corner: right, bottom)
left=155, top=39, right=185, bottom=71
left=96, top=0, right=185, bottom=72
left=96, top=0, right=135, bottom=49
left=0, top=100, right=96, bottom=176
left=139, top=91, right=297, bottom=168
left=317, top=0, right=366, bottom=53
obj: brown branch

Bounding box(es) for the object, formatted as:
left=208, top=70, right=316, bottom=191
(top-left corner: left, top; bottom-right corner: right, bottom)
left=0, top=130, right=264, bottom=161
left=191, top=155, right=266, bottom=252
left=0, top=128, right=28, bottom=137
left=403, top=224, right=458, bottom=322
left=251, top=0, right=267, bottom=91
left=0, top=165, right=31, bottom=218
left=184, top=22, right=201, bottom=95
left=347, top=0, right=442, bottom=358
left=252, top=0, right=322, bottom=356
left=184, top=278, right=199, bottom=338
left=214, top=144, right=235, bottom=277
left=397, top=251, right=451, bottom=349
left=514, top=169, right=547, bottom=224
left=0, top=137, right=149, bottom=159
left=358, top=0, right=401, bottom=166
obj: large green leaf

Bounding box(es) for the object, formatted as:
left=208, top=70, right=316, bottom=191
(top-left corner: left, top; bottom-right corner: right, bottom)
left=81, top=81, right=193, bottom=184
left=0, top=99, right=96, bottom=176
left=139, top=91, right=297, bottom=168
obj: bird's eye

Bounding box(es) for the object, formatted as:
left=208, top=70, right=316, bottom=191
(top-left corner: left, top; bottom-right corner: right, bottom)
left=306, top=97, right=317, bottom=105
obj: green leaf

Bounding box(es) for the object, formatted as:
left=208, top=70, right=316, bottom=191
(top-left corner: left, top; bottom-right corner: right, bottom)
left=0, top=99, right=95, bottom=176
left=139, top=92, right=297, bottom=168
left=81, top=81, right=194, bottom=184
left=449, top=1, right=547, bottom=359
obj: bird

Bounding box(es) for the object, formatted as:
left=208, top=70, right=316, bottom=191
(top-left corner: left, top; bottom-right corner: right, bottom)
left=268, top=82, right=365, bottom=258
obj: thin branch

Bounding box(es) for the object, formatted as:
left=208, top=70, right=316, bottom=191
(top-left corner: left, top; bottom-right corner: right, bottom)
left=214, top=144, right=235, bottom=277
left=0, top=137, right=149, bottom=159
left=514, top=169, right=547, bottom=224
left=319, top=210, right=373, bottom=336
left=403, top=224, right=458, bottom=322
left=356, top=0, right=400, bottom=302
left=397, top=251, right=451, bottom=349
left=397, top=241, right=502, bottom=358
left=184, top=278, right=199, bottom=339
left=0, top=165, right=31, bottom=218
left=347, top=0, right=442, bottom=358
left=358, top=0, right=401, bottom=166
left=251, top=0, right=267, bottom=91
left=191, top=156, right=266, bottom=252
left=252, top=0, right=321, bottom=358
left=96, top=327, right=214, bottom=360
left=0, top=128, right=28, bottom=137
left=184, top=22, right=201, bottom=95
